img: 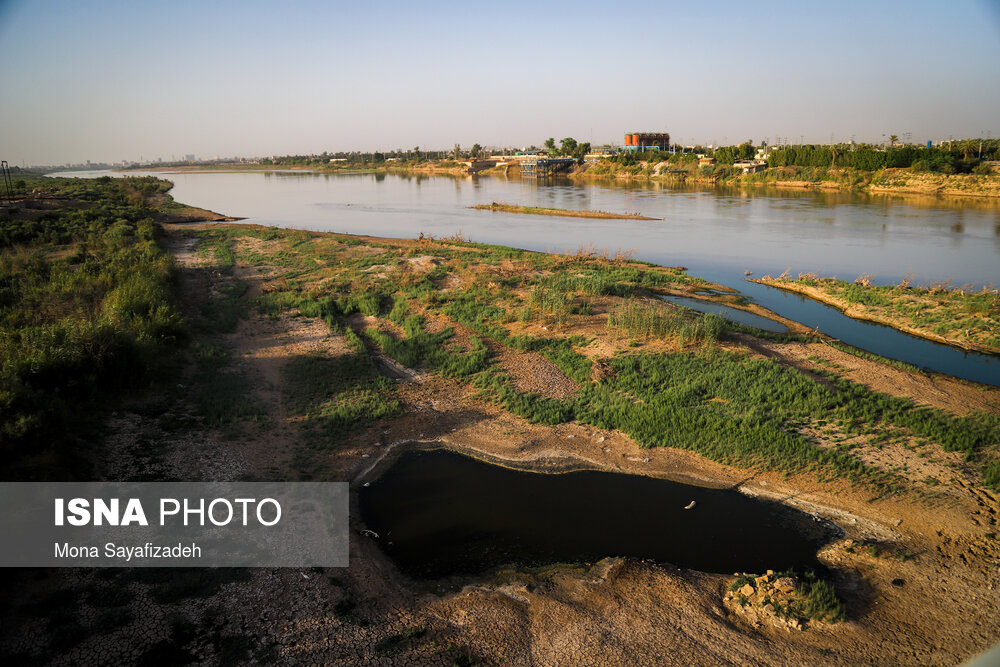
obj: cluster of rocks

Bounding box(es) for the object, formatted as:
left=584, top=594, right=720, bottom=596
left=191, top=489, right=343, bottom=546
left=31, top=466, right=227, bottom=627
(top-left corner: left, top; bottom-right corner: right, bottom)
left=722, top=570, right=807, bottom=631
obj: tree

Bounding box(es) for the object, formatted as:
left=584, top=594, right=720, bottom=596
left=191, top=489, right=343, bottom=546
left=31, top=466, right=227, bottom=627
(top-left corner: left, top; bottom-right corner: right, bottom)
left=889, top=134, right=898, bottom=147
left=714, top=146, right=736, bottom=165
left=961, top=139, right=977, bottom=161
left=737, top=141, right=755, bottom=161
left=453, top=144, right=461, bottom=160
left=470, top=143, right=482, bottom=158
left=544, top=138, right=556, bottom=153
left=559, top=137, right=578, bottom=156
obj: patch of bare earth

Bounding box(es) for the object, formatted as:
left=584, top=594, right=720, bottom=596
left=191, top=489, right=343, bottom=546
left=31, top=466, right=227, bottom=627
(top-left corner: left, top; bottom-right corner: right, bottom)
left=802, top=420, right=977, bottom=495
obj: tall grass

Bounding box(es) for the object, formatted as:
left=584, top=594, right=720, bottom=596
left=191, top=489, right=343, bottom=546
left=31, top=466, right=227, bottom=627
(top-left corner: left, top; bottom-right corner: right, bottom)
left=608, top=302, right=726, bottom=346
left=1, top=181, right=185, bottom=479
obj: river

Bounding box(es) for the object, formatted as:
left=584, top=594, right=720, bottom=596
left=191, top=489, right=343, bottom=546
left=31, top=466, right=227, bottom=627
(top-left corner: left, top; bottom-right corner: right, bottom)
left=51, top=169, right=1000, bottom=384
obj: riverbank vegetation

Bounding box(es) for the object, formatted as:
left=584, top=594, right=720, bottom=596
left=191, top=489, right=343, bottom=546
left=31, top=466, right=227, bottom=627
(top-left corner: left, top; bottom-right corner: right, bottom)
left=0, top=175, right=186, bottom=479
left=120, top=135, right=1000, bottom=199
left=193, top=224, right=1000, bottom=492
left=754, top=275, right=1000, bottom=354
left=470, top=202, right=659, bottom=220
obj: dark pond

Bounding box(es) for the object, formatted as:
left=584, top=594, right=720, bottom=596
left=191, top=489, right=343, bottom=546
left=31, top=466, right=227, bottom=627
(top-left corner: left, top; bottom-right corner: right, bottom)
left=358, top=449, right=834, bottom=580
left=658, top=294, right=789, bottom=333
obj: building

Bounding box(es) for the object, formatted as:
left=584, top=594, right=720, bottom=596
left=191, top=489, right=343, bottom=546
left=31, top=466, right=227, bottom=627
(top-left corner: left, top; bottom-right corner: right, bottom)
left=733, top=160, right=767, bottom=174
left=624, top=132, right=670, bottom=151
left=584, top=146, right=619, bottom=163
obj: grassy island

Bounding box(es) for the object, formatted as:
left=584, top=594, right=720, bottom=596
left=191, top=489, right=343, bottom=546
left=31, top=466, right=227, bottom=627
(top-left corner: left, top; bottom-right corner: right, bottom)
left=471, top=201, right=660, bottom=220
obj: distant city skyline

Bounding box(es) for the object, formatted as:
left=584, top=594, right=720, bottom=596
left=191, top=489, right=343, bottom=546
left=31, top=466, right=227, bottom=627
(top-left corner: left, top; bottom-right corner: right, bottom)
left=2, top=0, right=999, bottom=166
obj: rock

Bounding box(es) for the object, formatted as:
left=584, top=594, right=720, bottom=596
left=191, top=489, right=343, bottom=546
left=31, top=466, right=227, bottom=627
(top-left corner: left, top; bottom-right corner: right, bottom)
left=739, top=584, right=755, bottom=597
left=774, top=577, right=798, bottom=593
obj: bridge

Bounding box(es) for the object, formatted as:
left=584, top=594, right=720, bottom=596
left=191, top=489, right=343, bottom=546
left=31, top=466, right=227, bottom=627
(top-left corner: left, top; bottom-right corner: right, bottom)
left=517, top=157, right=577, bottom=178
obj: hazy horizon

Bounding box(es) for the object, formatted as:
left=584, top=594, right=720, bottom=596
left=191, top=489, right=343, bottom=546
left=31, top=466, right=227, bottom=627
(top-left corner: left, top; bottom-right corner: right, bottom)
left=2, top=0, right=1000, bottom=166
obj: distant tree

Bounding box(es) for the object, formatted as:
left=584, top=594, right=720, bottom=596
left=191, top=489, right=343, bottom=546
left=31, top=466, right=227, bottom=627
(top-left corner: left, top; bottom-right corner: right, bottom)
left=453, top=144, right=461, bottom=160
left=559, top=137, right=578, bottom=156
left=544, top=138, right=556, bottom=153
left=889, top=134, right=898, bottom=147
left=714, top=146, right=736, bottom=165
left=961, top=139, right=977, bottom=160
left=470, top=143, right=482, bottom=158
left=412, top=146, right=422, bottom=160
left=737, top=141, right=755, bottom=161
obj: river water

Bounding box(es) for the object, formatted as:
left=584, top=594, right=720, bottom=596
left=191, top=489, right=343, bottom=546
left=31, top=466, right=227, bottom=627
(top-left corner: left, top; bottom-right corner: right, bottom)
left=53, top=170, right=1000, bottom=384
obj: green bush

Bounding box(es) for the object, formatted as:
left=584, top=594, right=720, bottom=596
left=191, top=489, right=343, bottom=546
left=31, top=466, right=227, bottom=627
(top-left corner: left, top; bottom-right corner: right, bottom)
left=1, top=184, right=186, bottom=478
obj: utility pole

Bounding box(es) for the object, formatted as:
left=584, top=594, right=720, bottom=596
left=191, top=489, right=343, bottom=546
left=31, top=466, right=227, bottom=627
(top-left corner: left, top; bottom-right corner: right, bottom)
left=1, top=161, right=13, bottom=204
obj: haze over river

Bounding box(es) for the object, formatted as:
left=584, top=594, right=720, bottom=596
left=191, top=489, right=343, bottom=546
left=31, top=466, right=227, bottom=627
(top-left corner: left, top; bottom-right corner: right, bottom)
left=56, top=170, right=1000, bottom=383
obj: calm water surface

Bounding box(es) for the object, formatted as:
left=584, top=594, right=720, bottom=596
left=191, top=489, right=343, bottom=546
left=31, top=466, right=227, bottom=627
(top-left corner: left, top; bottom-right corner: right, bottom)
left=359, top=449, right=832, bottom=579
left=54, top=170, right=1000, bottom=383
left=658, top=294, right=789, bottom=333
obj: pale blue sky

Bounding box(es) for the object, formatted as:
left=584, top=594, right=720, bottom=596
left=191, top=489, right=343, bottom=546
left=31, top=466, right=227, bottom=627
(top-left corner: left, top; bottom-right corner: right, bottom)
left=2, top=0, right=999, bottom=165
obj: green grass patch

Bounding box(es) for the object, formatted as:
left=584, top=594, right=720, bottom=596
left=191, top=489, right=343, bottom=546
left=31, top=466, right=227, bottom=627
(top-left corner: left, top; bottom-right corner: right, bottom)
left=283, top=350, right=401, bottom=443
left=1, top=178, right=186, bottom=480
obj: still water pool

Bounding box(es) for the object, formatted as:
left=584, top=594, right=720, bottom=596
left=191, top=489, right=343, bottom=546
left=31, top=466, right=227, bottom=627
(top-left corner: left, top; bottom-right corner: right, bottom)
left=359, top=449, right=833, bottom=579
